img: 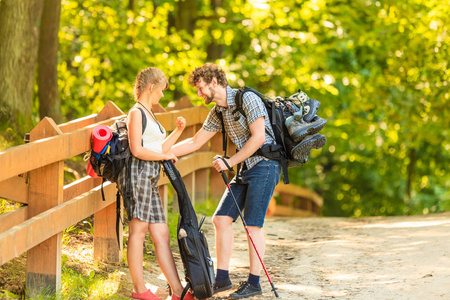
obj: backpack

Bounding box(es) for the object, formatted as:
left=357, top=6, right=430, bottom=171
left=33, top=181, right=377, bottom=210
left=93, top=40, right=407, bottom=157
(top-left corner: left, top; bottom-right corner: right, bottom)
left=161, top=160, right=215, bottom=300
left=218, top=87, right=323, bottom=184
left=87, top=107, right=147, bottom=246
left=88, top=120, right=130, bottom=183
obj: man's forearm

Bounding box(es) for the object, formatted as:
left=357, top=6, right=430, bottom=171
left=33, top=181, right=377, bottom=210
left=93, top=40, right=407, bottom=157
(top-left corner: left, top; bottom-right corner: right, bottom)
left=228, top=133, right=265, bottom=168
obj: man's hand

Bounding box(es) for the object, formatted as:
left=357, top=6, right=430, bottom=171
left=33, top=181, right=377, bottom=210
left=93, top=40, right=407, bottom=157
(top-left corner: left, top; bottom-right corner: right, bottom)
left=213, top=155, right=232, bottom=172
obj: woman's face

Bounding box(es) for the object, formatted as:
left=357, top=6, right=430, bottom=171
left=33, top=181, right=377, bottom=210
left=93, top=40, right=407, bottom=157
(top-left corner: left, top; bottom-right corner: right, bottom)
left=150, top=81, right=168, bottom=104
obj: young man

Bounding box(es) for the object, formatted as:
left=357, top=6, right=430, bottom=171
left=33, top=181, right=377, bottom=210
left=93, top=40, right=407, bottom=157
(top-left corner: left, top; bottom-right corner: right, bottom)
left=171, top=63, right=281, bottom=299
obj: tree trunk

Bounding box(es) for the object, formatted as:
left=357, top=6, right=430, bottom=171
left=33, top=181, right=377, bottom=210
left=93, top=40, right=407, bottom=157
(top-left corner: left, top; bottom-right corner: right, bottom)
left=0, top=0, right=44, bottom=135
left=206, top=42, right=224, bottom=61
left=38, top=0, right=62, bottom=124
left=405, top=148, right=416, bottom=215
left=128, top=0, right=134, bottom=11
left=175, top=0, right=196, bottom=35
left=206, top=0, right=223, bottom=61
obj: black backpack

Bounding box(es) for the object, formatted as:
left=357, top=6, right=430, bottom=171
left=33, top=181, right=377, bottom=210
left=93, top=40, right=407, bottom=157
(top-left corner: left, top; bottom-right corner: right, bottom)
left=161, top=160, right=215, bottom=300
left=88, top=108, right=147, bottom=182
left=218, top=87, right=312, bottom=184
left=87, top=107, right=147, bottom=246
left=89, top=121, right=130, bottom=183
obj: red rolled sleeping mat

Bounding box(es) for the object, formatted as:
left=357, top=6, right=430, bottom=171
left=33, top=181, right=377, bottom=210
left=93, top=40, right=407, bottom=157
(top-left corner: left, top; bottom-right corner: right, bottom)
left=87, top=125, right=112, bottom=178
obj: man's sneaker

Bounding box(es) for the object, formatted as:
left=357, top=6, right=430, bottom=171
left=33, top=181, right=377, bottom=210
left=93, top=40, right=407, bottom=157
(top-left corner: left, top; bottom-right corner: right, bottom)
left=296, top=99, right=321, bottom=123
left=229, top=281, right=262, bottom=299
left=286, top=116, right=327, bottom=143
left=213, top=278, right=233, bottom=294
left=291, top=134, right=327, bottom=162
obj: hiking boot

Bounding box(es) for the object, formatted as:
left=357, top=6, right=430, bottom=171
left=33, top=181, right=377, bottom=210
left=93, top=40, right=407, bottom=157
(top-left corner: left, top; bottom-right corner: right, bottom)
left=213, top=278, right=233, bottom=294
left=291, top=134, right=327, bottom=162
left=286, top=116, right=327, bottom=143
left=288, top=156, right=308, bottom=168
left=295, top=99, right=321, bottom=123
left=228, top=281, right=262, bottom=299
left=131, top=289, right=162, bottom=300
left=289, top=90, right=309, bottom=107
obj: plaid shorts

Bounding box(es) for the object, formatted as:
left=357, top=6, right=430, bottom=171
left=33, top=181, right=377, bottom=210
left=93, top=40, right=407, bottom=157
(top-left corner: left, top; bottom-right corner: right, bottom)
left=118, top=156, right=166, bottom=223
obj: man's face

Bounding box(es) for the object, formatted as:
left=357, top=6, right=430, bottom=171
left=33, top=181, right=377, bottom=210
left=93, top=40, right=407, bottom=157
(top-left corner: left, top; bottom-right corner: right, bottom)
left=195, top=78, right=215, bottom=105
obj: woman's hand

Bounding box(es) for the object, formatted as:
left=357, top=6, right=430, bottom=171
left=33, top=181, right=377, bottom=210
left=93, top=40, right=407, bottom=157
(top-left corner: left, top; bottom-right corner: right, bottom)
left=176, top=116, right=186, bottom=131
left=165, top=152, right=178, bottom=164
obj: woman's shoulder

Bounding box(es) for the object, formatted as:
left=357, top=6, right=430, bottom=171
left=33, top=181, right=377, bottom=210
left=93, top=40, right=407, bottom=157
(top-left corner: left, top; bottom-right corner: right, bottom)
left=128, top=106, right=145, bottom=118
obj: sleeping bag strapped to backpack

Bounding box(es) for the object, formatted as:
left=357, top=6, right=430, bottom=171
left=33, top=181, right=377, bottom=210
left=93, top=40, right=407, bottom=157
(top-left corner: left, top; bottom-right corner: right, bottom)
left=161, top=160, right=215, bottom=300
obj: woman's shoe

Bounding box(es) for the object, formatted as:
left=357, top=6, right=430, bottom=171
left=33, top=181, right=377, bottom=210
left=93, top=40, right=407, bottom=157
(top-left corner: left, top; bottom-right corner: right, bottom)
left=171, top=290, right=197, bottom=300
left=131, top=289, right=162, bottom=300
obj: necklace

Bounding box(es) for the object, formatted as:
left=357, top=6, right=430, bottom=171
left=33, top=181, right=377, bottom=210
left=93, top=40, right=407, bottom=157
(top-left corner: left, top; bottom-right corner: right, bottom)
left=138, top=102, right=164, bottom=134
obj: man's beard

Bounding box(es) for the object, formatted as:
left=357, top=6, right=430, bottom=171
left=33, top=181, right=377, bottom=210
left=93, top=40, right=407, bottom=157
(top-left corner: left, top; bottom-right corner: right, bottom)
left=204, top=87, right=215, bottom=104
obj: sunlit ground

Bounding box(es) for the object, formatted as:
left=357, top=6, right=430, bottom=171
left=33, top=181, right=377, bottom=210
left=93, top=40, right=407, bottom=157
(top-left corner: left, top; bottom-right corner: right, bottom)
left=239, top=213, right=450, bottom=299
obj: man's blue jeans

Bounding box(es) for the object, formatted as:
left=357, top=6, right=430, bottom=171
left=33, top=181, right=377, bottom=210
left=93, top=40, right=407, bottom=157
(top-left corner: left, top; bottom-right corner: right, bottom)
left=214, top=160, right=281, bottom=228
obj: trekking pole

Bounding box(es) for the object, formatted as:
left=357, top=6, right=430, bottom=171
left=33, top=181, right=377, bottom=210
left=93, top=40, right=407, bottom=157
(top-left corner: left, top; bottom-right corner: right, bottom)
left=219, top=170, right=280, bottom=298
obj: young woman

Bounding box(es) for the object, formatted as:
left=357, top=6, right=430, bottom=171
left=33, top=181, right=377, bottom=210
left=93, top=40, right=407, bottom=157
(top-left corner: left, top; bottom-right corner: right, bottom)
left=118, top=67, right=194, bottom=300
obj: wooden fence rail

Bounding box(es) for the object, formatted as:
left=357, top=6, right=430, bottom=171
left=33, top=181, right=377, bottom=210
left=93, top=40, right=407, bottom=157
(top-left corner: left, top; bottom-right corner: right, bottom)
left=0, top=100, right=322, bottom=297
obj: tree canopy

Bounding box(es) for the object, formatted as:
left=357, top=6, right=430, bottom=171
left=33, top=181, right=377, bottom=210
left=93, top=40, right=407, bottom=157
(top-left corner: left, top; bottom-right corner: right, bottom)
left=0, top=0, right=448, bottom=217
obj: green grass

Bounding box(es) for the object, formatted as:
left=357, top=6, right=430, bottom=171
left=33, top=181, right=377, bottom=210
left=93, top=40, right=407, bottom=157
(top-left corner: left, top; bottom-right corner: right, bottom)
left=60, top=263, right=129, bottom=300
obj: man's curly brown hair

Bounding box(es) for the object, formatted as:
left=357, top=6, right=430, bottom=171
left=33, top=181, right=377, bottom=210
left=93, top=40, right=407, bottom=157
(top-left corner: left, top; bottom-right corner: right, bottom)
left=188, top=63, right=228, bottom=87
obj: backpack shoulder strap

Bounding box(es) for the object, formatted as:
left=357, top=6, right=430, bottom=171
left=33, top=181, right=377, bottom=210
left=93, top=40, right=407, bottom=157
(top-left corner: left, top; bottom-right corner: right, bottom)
left=216, top=107, right=227, bottom=157
left=232, top=87, right=250, bottom=119
left=136, top=107, right=147, bottom=133
left=233, top=86, right=273, bottom=119
left=234, top=87, right=275, bottom=139
left=135, top=107, right=147, bottom=146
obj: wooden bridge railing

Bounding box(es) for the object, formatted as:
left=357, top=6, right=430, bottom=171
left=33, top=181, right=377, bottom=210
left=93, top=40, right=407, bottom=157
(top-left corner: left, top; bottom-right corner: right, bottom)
left=0, top=99, right=322, bottom=297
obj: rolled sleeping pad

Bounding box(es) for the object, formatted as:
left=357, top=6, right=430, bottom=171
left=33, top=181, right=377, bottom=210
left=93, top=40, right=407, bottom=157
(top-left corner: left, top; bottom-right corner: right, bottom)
left=87, top=125, right=113, bottom=178
left=86, top=161, right=98, bottom=178
left=92, top=125, right=113, bottom=152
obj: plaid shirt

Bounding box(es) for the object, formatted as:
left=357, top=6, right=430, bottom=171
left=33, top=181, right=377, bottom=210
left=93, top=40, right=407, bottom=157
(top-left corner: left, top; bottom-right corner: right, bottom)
left=202, top=86, right=276, bottom=170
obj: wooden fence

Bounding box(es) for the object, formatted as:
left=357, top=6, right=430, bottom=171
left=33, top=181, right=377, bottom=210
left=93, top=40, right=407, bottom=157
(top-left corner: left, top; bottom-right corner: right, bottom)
left=0, top=99, right=322, bottom=297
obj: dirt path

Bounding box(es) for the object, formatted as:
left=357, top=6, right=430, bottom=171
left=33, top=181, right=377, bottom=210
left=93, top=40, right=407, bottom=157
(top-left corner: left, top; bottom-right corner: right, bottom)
left=55, top=212, right=450, bottom=299
left=189, top=212, right=450, bottom=300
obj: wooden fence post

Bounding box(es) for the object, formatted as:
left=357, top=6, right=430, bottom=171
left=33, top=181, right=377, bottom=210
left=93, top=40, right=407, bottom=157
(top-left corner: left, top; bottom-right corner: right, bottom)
left=183, top=173, right=195, bottom=206
left=159, top=185, right=169, bottom=220
left=26, top=118, right=64, bottom=298
left=209, top=133, right=227, bottom=201
left=195, top=124, right=210, bottom=205
left=194, top=169, right=209, bottom=205
left=94, top=197, right=122, bottom=263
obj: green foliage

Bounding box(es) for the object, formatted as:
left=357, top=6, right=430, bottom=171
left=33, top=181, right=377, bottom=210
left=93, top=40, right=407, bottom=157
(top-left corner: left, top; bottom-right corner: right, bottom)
left=0, top=199, right=21, bottom=214
left=12, top=0, right=449, bottom=217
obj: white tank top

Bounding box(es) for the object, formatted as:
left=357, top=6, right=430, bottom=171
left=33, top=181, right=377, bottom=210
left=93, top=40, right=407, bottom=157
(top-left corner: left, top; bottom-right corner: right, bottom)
left=141, top=113, right=166, bottom=153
